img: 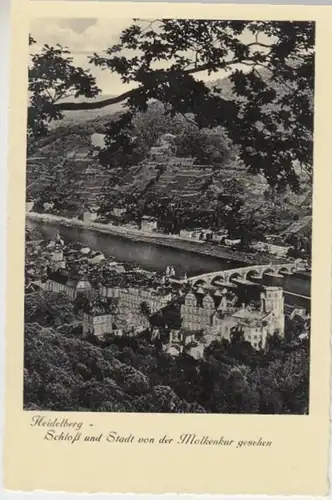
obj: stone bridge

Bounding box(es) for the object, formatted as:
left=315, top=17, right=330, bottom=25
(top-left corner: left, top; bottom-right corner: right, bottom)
left=187, top=262, right=300, bottom=288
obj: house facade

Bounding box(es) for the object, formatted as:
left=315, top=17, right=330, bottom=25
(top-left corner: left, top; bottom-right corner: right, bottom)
left=141, top=216, right=158, bottom=232
left=250, top=241, right=290, bottom=257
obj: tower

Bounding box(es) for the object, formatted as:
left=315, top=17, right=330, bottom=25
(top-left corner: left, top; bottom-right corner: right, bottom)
left=83, top=295, right=113, bottom=338
left=264, top=286, right=284, bottom=316
left=261, top=286, right=285, bottom=337
left=202, top=294, right=215, bottom=328
left=181, top=291, right=197, bottom=331
left=76, top=275, right=93, bottom=298
left=202, top=294, right=214, bottom=311
left=184, top=291, right=197, bottom=307
left=52, top=247, right=64, bottom=262
left=51, top=244, right=66, bottom=271
left=55, top=232, right=64, bottom=246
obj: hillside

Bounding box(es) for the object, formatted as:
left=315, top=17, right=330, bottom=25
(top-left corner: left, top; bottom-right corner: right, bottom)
left=26, top=77, right=312, bottom=238
left=24, top=292, right=310, bottom=414
left=51, top=94, right=126, bottom=128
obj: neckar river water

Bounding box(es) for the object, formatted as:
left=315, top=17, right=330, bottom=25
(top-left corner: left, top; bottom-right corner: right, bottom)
left=27, top=219, right=311, bottom=309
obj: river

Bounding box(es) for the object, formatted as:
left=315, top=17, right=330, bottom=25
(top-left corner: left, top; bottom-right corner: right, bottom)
left=27, top=219, right=311, bottom=310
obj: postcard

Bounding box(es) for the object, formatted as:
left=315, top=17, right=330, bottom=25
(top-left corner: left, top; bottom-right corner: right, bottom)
left=3, top=0, right=332, bottom=495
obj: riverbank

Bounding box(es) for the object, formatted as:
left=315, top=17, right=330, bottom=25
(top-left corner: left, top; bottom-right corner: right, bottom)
left=26, top=212, right=292, bottom=266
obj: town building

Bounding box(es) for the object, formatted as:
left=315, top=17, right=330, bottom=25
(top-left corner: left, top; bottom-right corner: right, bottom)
left=224, top=238, right=241, bottom=247
left=43, top=201, right=55, bottom=212
left=98, top=284, right=173, bottom=333
left=88, top=251, right=105, bottom=265
left=165, top=266, right=176, bottom=278
left=83, top=210, right=98, bottom=224
left=290, top=307, right=310, bottom=322
left=83, top=297, right=113, bottom=338
left=25, top=281, right=43, bottom=294
left=112, top=207, right=127, bottom=218
left=211, top=230, right=228, bottom=243
left=99, top=285, right=172, bottom=313
left=250, top=241, right=290, bottom=258
left=55, top=232, right=64, bottom=247
left=45, top=270, right=93, bottom=300
left=179, top=229, right=193, bottom=239
left=51, top=244, right=66, bottom=271
left=180, top=285, right=285, bottom=351
left=289, top=307, right=310, bottom=339
left=179, top=229, right=204, bottom=241
left=141, top=216, right=158, bottom=232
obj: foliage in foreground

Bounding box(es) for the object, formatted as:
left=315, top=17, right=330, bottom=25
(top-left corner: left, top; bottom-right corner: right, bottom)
left=28, top=20, right=315, bottom=192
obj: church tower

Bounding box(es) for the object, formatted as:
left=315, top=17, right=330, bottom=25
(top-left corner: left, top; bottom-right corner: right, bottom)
left=51, top=244, right=66, bottom=271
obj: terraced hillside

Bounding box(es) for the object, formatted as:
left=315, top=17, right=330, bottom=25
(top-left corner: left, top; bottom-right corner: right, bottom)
left=138, top=160, right=212, bottom=202
left=27, top=148, right=110, bottom=211
left=118, top=162, right=162, bottom=197
left=27, top=126, right=312, bottom=237
left=26, top=74, right=312, bottom=237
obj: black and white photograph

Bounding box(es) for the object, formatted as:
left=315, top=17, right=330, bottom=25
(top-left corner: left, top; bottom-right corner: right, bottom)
left=25, top=17, right=314, bottom=415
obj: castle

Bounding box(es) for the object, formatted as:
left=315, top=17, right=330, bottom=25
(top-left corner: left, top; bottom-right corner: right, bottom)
left=98, top=284, right=173, bottom=331
left=83, top=296, right=114, bottom=338
left=45, top=270, right=93, bottom=300
left=180, top=285, right=284, bottom=350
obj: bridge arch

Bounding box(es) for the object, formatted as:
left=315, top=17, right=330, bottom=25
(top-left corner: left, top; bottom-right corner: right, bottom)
left=228, top=271, right=243, bottom=283
left=278, top=266, right=292, bottom=275
left=261, top=267, right=275, bottom=277
left=192, top=279, right=209, bottom=289
left=211, top=275, right=227, bottom=287
left=245, top=269, right=263, bottom=281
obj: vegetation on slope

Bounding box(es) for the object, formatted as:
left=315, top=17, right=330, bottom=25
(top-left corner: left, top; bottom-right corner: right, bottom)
left=24, top=291, right=309, bottom=414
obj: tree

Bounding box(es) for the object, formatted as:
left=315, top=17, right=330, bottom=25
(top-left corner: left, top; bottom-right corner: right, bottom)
left=28, top=20, right=314, bottom=192
left=174, top=124, right=231, bottom=165
left=24, top=291, right=77, bottom=327
left=131, top=100, right=185, bottom=153
left=28, top=36, right=99, bottom=139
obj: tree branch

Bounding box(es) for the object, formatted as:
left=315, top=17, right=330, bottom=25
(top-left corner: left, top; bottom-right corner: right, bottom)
left=54, top=89, right=136, bottom=111
left=51, top=53, right=270, bottom=112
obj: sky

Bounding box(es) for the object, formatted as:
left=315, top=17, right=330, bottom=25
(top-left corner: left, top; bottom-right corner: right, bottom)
left=30, top=18, right=137, bottom=96
left=29, top=17, right=260, bottom=97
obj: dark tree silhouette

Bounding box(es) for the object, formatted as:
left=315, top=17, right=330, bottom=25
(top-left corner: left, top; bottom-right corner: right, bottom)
left=28, top=20, right=315, bottom=192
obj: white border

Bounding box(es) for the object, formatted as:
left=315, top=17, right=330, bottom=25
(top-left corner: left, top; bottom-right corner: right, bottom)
left=1, top=1, right=331, bottom=499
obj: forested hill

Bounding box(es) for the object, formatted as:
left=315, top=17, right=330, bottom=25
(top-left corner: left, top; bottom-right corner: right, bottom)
left=51, top=94, right=126, bottom=127
left=24, top=291, right=309, bottom=414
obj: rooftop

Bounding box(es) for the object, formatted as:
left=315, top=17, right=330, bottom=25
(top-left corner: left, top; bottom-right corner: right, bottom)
left=232, top=307, right=270, bottom=322
left=141, top=215, right=157, bottom=221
